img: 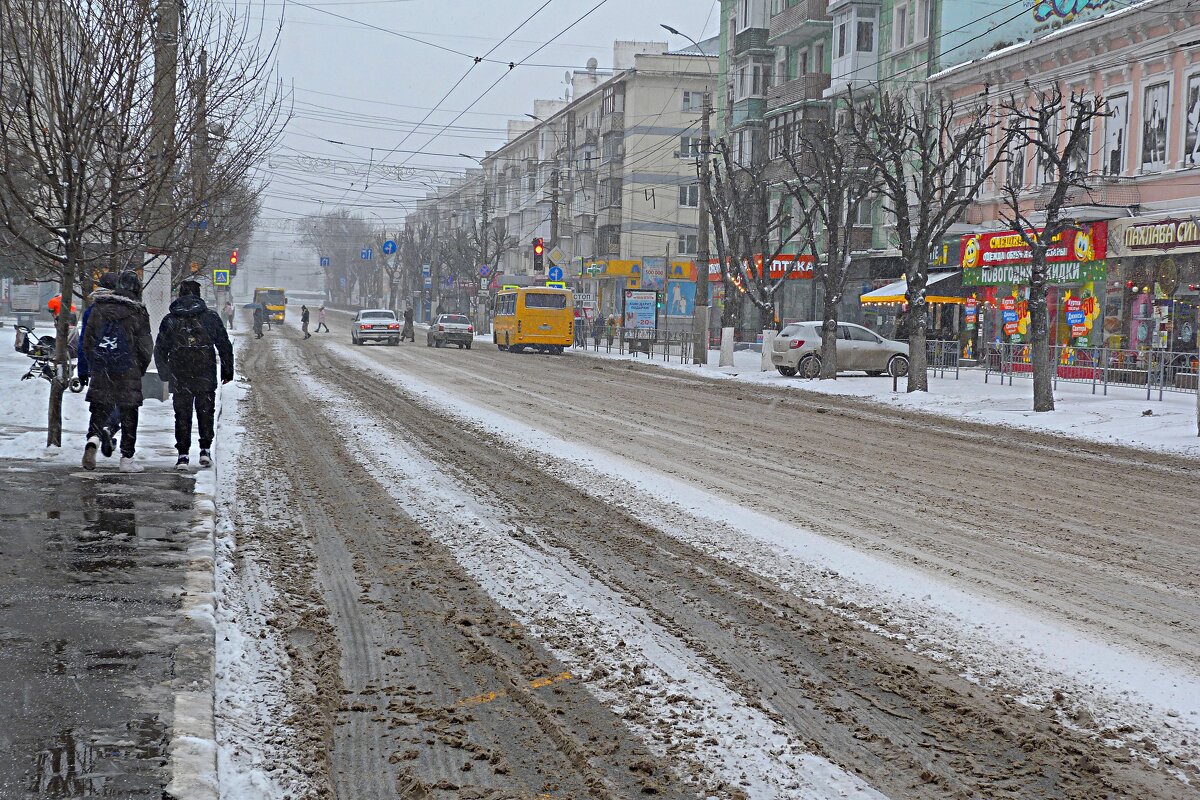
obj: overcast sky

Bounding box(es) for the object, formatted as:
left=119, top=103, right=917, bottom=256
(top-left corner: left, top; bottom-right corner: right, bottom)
left=250, top=0, right=719, bottom=264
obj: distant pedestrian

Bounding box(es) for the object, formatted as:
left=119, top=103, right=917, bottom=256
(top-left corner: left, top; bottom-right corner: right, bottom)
left=154, top=280, right=234, bottom=471
left=606, top=314, right=616, bottom=347
left=401, top=306, right=415, bottom=342
left=315, top=305, right=329, bottom=333
left=435, top=300, right=445, bottom=318
left=77, top=272, right=123, bottom=459
left=223, top=299, right=234, bottom=329
left=252, top=304, right=265, bottom=339
left=301, top=305, right=311, bottom=339
left=81, top=271, right=153, bottom=473
left=591, top=314, right=604, bottom=349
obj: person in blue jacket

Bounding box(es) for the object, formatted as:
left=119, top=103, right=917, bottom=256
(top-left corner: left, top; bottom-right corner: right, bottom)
left=77, top=272, right=123, bottom=460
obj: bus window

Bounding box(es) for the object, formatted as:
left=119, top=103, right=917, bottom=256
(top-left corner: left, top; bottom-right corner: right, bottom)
left=523, top=292, right=567, bottom=309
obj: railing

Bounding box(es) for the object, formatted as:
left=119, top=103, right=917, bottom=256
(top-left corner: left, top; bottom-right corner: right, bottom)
left=766, top=72, right=831, bottom=107
left=572, top=326, right=698, bottom=364
left=768, top=0, right=831, bottom=45
left=983, top=342, right=1199, bottom=399
left=733, top=27, right=770, bottom=54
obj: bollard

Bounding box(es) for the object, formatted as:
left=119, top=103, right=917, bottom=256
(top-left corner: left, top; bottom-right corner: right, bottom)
left=719, top=327, right=735, bottom=367
left=760, top=330, right=777, bottom=371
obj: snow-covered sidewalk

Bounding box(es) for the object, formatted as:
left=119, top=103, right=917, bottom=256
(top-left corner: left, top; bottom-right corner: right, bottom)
left=571, top=342, right=1200, bottom=457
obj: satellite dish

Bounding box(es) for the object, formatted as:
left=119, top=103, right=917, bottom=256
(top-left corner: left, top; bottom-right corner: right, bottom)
left=564, top=70, right=571, bottom=83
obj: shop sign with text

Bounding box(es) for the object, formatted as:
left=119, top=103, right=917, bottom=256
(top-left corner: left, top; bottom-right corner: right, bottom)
left=1111, top=217, right=1200, bottom=256
left=962, top=223, right=1107, bottom=286
left=707, top=254, right=814, bottom=282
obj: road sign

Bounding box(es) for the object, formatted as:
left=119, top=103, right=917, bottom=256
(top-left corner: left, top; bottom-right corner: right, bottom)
left=478, top=264, right=491, bottom=277
left=546, top=281, right=566, bottom=289
left=421, top=264, right=431, bottom=277
left=382, top=239, right=397, bottom=255
left=549, top=247, right=565, bottom=264
left=361, top=248, right=373, bottom=260
left=548, top=266, right=563, bottom=281
left=319, top=257, right=330, bottom=267
left=213, top=268, right=230, bottom=286
left=457, top=280, right=478, bottom=292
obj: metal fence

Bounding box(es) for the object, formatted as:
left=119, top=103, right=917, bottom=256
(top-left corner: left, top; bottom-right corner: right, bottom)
left=984, top=342, right=1198, bottom=399
left=573, top=326, right=699, bottom=364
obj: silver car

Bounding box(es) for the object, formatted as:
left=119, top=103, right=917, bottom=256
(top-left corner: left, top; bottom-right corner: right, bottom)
left=351, top=309, right=400, bottom=345
left=771, top=321, right=909, bottom=378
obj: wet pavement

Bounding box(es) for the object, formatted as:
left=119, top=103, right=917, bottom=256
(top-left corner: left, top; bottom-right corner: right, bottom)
left=0, top=461, right=197, bottom=798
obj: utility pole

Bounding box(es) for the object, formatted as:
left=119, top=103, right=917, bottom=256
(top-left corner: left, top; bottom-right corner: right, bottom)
left=549, top=166, right=560, bottom=247
left=693, top=98, right=711, bottom=365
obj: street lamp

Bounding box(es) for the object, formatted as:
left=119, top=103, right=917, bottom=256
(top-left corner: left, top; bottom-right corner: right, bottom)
left=661, top=22, right=713, bottom=365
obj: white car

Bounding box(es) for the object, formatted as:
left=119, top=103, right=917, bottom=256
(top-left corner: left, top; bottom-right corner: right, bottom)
left=770, top=321, right=909, bottom=378
left=351, top=309, right=400, bottom=346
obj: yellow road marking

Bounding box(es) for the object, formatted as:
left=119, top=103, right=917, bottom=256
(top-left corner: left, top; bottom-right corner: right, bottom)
left=457, top=671, right=573, bottom=707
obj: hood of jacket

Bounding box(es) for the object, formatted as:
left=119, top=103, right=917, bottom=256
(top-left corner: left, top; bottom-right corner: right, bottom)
left=92, top=291, right=145, bottom=320
left=169, top=294, right=208, bottom=317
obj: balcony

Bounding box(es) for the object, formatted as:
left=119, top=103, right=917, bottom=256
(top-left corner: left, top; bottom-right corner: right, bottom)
left=766, top=72, right=831, bottom=109
left=600, top=112, right=624, bottom=136
left=733, top=27, right=770, bottom=55
left=768, top=0, right=832, bottom=47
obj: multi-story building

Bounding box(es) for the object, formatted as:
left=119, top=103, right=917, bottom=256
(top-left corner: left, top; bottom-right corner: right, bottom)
left=462, top=40, right=717, bottom=319
left=932, top=0, right=1200, bottom=360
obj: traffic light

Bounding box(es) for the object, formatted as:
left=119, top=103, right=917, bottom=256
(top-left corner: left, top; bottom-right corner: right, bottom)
left=229, top=248, right=239, bottom=276
left=533, top=237, right=544, bottom=273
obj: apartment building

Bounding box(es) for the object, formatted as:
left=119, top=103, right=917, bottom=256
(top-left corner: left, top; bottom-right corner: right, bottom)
left=931, top=0, right=1200, bottom=358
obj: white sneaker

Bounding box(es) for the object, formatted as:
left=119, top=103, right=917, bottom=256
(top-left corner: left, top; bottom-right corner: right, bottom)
left=81, top=437, right=100, bottom=470
left=198, top=450, right=212, bottom=468
left=118, top=457, right=144, bottom=473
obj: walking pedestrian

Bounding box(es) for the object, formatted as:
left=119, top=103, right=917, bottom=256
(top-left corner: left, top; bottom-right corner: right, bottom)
left=252, top=304, right=265, bottom=339
left=80, top=271, right=153, bottom=473
left=223, top=299, right=235, bottom=329
left=301, top=304, right=311, bottom=339
left=77, top=272, right=123, bottom=459
left=591, top=313, right=604, bottom=350
left=315, top=305, right=329, bottom=333
left=401, top=306, right=415, bottom=342
left=154, top=280, right=234, bottom=470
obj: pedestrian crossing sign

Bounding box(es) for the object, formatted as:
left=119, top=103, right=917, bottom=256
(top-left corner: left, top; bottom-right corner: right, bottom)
left=213, top=268, right=231, bottom=286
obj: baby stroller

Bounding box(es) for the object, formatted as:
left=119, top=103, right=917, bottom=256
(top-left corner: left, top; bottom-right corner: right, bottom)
left=15, top=324, right=83, bottom=392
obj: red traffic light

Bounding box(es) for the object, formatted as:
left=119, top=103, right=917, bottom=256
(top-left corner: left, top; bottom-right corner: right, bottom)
left=230, top=249, right=239, bottom=266
left=533, top=237, right=544, bottom=256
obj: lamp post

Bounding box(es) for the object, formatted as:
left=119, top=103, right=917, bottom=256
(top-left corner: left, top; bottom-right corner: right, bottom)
left=662, top=23, right=712, bottom=365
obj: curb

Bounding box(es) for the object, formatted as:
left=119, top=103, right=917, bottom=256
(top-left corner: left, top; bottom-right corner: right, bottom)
left=164, top=418, right=222, bottom=799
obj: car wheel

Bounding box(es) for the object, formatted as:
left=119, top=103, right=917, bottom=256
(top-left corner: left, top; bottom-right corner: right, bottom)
left=426, top=337, right=432, bottom=347
left=435, top=339, right=443, bottom=348
left=511, top=345, right=523, bottom=354
left=888, top=354, right=910, bottom=378
left=776, top=366, right=797, bottom=377
left=466, top=342, right=472, bottom=350
left=798, top=354, right=821, bottom=379
left=390, top=338, right=399, bottom=346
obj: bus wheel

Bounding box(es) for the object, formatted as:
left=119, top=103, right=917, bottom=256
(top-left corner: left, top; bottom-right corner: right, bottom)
left=511, top=345, right=523, bottom=354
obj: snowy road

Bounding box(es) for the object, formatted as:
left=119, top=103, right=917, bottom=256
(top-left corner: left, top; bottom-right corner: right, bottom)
left=220, top=320, right=1200, bottom=799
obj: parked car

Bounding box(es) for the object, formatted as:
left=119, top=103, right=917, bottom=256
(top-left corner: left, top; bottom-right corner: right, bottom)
left=770, top=321, right=909, bottom=378
left=351, top=309, right=400, bottom=346
left=427, top=314, right=474, bottom=349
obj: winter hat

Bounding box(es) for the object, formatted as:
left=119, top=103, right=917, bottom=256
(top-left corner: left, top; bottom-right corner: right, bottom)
left=179, top=280, right=201, bottom=297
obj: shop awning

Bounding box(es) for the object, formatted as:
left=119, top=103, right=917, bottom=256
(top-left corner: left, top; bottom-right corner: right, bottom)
left=860, top=270, right=964, bottom=305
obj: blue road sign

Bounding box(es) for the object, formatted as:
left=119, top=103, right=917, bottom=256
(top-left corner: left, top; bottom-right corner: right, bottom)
left=382, top=239, right=397, bottom=255
left=213, top=268, right=230, bottom=286
left=421, top=264, right=431, bottom=277
left=340, top=276, right=347, bottom=288
left=319, top=256, right=330, bottom=267
left=361, top=248, right=373, bottom=260
left=548, top=266, right=563, bottom=281
left=478, top=264, right=491, bottom=277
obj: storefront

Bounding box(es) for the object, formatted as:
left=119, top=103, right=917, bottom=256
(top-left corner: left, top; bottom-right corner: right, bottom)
left=959, top=222, right=1108, bottom=357
left=1105, top=216, right=1200, bottom=353
left=858, top=270, right=965, bottom=342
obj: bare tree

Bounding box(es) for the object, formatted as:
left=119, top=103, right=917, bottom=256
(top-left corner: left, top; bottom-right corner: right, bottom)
left=850, top=89, right=1010, bottom=391
left=999, top=86, right=1105, bottom=412
left=299, top=210, right=376, bottom=306
left=707, top=143, right=808, bottom=332
left=780, top=111, right=882, bottom=379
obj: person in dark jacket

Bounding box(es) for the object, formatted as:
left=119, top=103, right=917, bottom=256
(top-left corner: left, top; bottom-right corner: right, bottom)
left=301, top=304, right=311, bottom=339
left=154, top=280, right=234, bottom=470
left=77, top=272, right=123, bottom=459
left=81, top=271, right=153, bottom=473
left=252, top=304, right=265, bottom=338
left=401, top=306, right=415, bottom=342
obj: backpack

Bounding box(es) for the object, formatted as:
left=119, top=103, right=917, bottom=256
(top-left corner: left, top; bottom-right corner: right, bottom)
left=173, top=315, right=212, bottom=352
left=92, top=317, right=134, bottom=375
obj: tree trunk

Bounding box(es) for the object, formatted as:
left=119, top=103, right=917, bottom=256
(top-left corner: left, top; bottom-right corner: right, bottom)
left=907, top=309, right=929, bottom=392
left=1028, top=264, right=1055, bottom=412
left=819, top=302, right=839, bottom=379
left=47, top=259, right=75, bottom=447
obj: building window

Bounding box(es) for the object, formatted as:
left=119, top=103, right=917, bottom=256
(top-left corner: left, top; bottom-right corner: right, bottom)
left=836, top=18, right=849, bottom=58
left=856, top=7, right=876, bottom=53
left=893, top=3, right=912, bottom=49
left=916, top=0, right=931, bottom=40
left=854, top=198, right=872, bottom=227
left=1142, top=82, right=1169, bottom=173
left=1104, top=93, right=1128, bottom=175
left=736, top=0, right=751, bottom=31
left=679, top=136, right=703, bottom=158
left=814, top=42, right=825, bottom=71
left=679, top=184, right=700, bottom=207
left=677, top=234, right=698, bottom=254
left=682, top=91, right=711, bottom=112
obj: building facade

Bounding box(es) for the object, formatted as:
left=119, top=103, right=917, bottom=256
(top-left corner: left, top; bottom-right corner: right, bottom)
left=932, top=0, right=1200, bottom=361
